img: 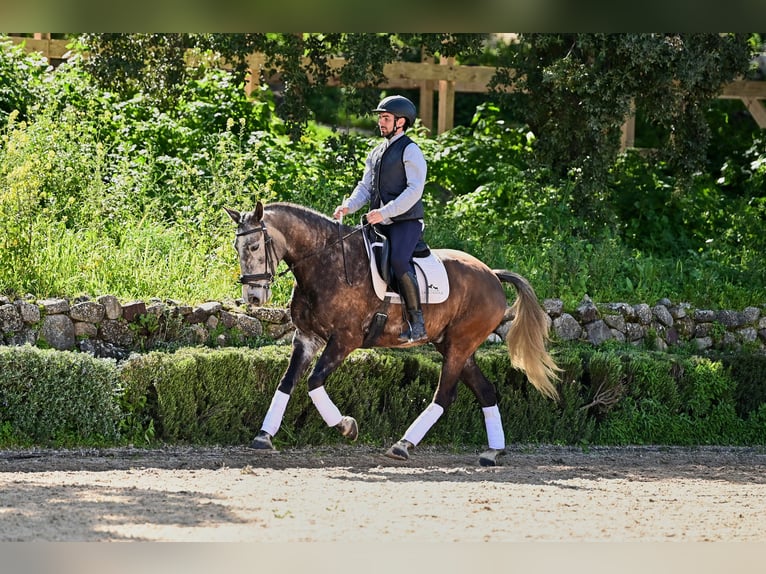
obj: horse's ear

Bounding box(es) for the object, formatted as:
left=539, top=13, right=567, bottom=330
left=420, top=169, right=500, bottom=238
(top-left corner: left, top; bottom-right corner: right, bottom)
left=254, top=200, right=264, bottom=221
left=223, top=207, right=241, bottom=224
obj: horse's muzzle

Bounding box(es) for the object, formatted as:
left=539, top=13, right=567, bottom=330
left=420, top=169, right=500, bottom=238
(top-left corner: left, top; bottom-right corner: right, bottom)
left=242, top=283, right=271, bottom=306
left=239, top=273, right=273, bottom=305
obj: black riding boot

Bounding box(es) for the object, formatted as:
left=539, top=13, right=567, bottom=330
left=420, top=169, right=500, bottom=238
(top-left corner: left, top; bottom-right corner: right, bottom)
left=397, top=271, right=428, bottom=343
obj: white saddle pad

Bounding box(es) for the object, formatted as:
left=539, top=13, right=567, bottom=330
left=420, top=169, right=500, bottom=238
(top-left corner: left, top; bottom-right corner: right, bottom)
left=364, top=232, right=449, bottom=304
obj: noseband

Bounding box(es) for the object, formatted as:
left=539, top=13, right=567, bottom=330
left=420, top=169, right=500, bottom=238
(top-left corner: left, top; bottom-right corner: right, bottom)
left=236, top=221, right=278, bottom=288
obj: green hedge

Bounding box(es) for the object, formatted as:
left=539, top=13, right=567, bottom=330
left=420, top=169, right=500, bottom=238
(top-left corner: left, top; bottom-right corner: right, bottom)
left=1, top=343, right=765, bottom=448
left=0, top=345, right=122, bottom=446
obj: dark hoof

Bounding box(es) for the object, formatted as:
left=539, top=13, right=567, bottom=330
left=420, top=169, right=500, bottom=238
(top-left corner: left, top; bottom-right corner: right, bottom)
left=336, top=416, right=358, bottom=441
left=385, top=439, right=413, bottom=461
left=479, top=448, right=505, bottom=467
left=249, top=431, right=276, bottom=452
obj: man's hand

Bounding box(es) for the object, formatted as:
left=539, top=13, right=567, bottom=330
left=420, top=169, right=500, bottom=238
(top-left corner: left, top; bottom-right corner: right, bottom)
left=365, top=209, right=383, bottom=224
left=333, top=206, right=349, bottom=220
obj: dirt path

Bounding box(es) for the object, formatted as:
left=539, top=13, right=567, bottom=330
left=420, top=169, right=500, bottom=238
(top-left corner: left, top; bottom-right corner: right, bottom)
left=1, top=444, right=764, bottom=542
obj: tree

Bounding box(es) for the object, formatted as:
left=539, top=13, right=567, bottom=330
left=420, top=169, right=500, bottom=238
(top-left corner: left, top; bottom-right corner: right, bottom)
left=489, top=33, right=753, bottom=217
left=79, top=33, right=487, bottom=141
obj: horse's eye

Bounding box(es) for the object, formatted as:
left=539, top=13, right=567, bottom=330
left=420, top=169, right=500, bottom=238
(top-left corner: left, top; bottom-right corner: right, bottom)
left=249, top=243, right=260, bottom=252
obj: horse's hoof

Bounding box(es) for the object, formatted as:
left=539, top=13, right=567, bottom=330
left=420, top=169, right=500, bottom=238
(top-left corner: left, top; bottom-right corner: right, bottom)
left=479, top=448, right=505, bottom=467
left=249, top=431, right=276, bottom=452
left=385, top=439, right=413, bottom=461
left=336, top=416, right=358, bottom=442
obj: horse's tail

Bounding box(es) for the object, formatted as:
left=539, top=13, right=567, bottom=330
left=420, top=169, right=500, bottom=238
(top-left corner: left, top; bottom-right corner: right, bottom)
left=494, top=270, right=561, bottom=401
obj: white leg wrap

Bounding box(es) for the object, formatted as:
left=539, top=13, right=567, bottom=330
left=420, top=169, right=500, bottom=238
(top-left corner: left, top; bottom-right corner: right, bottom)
left=482, top=404, right=506, bottom=450
left=261, top=390, right=290, bottom=436
left=309, top=386, right=343, bottom=427
left=403, top=402, right=444, bottom=446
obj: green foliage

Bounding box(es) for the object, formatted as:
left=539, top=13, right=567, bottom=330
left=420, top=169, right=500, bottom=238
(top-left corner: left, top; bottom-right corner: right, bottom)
left=1, top=342, right=764, bottom=448
left=0, top=345, right=122, bottom=446
left=1, top=33, right=765, bottom=310
left=120, top=346, right=289, bottom=444
left=717, top=353, right=766, bottom=418
left=80, top=33, right=486, bottom=141
left=593, top=351, right=759, bottom=445
left=0, top=39, right=48, bottom=121
left=490, top=33, right=752, bottom=218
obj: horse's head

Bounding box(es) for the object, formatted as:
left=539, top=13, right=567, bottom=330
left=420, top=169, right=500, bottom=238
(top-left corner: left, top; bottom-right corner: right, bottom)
left=224, top=201, right=277, bottom=306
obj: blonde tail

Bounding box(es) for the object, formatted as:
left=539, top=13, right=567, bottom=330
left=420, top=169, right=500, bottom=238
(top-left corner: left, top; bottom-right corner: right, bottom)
left=495, top=270, right=560, bottom=400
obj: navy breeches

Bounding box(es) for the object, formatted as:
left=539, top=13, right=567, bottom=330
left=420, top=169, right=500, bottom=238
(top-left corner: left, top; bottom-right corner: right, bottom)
left=380, top=219, right=424, bottom=279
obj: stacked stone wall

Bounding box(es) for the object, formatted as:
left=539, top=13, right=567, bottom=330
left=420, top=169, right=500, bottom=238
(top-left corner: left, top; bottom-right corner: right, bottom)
left=1, top=294, right=764, bottom=359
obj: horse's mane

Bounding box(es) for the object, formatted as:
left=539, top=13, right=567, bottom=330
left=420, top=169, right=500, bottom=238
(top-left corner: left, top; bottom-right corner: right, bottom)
left=265, top=201, right=344, bottom=234
left=266, top=201, right=330, bottom=220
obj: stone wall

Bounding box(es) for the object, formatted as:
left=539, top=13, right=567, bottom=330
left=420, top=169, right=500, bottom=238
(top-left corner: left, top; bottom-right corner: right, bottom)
left=536, top=295, right=766, bottom=353
left=1, top=293, right=764, bottom=359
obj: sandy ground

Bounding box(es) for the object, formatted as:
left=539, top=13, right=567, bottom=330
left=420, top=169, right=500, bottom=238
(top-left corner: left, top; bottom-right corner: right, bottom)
left=1, top=444, right=764, bottom=544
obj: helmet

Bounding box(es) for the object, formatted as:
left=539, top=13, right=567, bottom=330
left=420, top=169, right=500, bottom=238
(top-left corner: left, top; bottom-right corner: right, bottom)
left=373, top=95, right=417, bottom=128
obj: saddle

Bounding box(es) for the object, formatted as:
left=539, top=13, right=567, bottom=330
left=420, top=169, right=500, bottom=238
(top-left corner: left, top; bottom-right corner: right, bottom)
left=363, top=225, right=449, bottom=305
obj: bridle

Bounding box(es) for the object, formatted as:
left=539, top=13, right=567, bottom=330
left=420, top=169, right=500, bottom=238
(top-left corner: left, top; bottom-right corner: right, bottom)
left=236, top=220, right=278, bottom=289
left=236, top=216, right=369, bottom=289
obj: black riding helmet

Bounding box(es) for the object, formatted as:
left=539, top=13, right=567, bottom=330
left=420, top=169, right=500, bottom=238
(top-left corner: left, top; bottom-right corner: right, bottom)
left=373, top=95, right=417, bottom=129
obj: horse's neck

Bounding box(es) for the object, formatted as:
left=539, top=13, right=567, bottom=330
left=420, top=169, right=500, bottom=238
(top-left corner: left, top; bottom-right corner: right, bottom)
left=268, top=207, right=336, bottom=268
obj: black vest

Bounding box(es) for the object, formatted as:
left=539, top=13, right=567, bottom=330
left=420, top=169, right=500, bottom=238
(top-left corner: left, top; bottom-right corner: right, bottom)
left=370, top=135, right=425, bottom=221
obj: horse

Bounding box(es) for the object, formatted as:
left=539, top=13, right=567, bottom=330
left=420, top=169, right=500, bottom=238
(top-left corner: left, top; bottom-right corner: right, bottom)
left=224, top=200, right=560, bottom=466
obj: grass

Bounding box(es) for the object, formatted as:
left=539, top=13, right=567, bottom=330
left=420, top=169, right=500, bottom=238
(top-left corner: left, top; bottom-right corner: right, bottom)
left=2, top=212, right=762, bottom=311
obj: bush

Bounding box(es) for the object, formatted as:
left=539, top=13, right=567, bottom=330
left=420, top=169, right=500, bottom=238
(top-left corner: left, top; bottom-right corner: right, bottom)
left=592, top=351, right=760, bottom=445
left=0, top=345, right=122, bottom=446
left=119, top=346, right=288, bottom=445
left=1, top=342, right=765, bottom=449
left=0, top=39, right=48, bottom=121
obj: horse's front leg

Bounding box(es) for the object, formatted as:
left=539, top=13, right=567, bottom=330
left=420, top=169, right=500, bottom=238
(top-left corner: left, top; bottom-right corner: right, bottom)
left=306, top=335, right=358, bottom=441
left=250, top=329, right=323, bottom=451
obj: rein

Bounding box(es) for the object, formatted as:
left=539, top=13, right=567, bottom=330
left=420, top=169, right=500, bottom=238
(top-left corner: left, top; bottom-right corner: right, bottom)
left=280, top=223, right=367, bottom=280
left=237, top=218, right=367, bottom=287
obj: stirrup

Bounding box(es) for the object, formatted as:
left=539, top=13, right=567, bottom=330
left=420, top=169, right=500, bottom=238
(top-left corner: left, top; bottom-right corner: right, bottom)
left=399, top=310, right=427, bottom=343
left=398, top=326, right=428, bottom=343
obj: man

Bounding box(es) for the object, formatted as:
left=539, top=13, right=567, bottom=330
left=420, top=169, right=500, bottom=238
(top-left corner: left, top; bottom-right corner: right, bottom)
left=333, top=95, right=428, bottom=343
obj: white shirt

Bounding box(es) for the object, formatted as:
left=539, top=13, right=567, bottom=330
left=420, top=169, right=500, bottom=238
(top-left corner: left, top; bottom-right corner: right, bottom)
left=343, top=133, right=427, bottom=225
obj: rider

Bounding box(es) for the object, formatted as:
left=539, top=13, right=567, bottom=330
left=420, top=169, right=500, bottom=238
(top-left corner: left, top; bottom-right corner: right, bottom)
left=333, top=94, right=428, bottom=343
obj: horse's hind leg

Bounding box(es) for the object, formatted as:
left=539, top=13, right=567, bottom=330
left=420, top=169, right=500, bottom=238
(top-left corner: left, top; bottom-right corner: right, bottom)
left=385, top=355, right=462, bottom=461
left=460, top=355, right=506, bottom=467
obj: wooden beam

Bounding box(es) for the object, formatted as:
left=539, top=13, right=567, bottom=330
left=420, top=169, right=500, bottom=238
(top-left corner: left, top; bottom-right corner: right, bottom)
left=245, top=53, right=265, bottom=96
left=9, top=36, right=70, bottom=59
left=383, top=61, right=498, bottom=93
left=744, top=98, right=766, bottom=128
left=718, top=80, right=766, bottom=99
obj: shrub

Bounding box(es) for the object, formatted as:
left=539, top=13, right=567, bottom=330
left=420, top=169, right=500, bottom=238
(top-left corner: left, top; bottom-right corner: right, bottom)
left=0, top=345, right=121, bottom=446
left=1, top=342, right=765, bottom=449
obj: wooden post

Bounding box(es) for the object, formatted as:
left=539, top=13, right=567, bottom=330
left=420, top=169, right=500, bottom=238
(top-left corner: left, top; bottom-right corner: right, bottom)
left=437, top=56, right=455, bottom=135
left=418, top=49, right=434, bottom=135
left=620, top=99, right=636, bottom=151
left=245, top=53, right=265, bottom=97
